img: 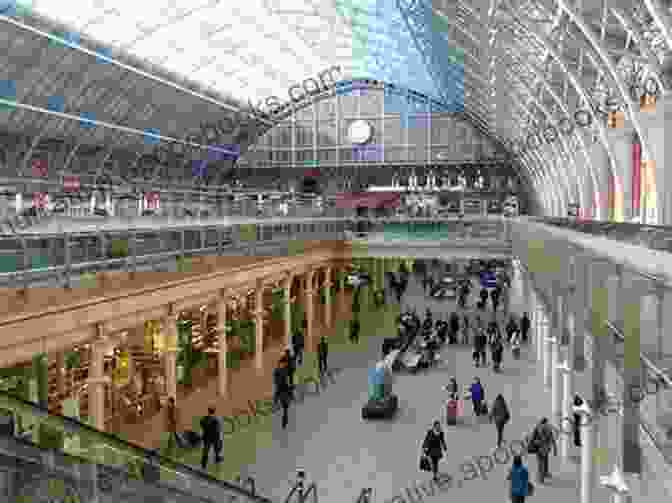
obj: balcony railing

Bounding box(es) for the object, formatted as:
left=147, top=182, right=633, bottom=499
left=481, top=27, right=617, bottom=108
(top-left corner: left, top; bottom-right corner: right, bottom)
left=0, top=390, right=272, bottom=503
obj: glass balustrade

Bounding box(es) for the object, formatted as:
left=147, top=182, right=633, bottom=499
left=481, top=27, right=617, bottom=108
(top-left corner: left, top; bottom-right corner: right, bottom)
left=532, top=217, right=672, bottom=253
left=0, top=390, right=272, bottom=503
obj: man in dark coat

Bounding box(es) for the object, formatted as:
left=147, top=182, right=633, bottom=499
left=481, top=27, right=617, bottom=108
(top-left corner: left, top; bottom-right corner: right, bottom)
left=292, top=330, right=305, bottom=366
left=200, top=406, right=222, bottom=469
left=284, top=348, right=296, bottom=386
left=530, top=417, right=558, bottom=483
left=490, top=286, right=501, bottom=311
left=479, top=288, right=488, bottom=310
left=350, top=316, right=361, bottom=344
left=422, top=420, right=447, bottom=482
left=273, top=357, right=293, bottom=429
left=521, top=312, right=531, bottom=342
left=506, top=316, right=519, bottom=344
left=489, top=394, right=511, bottom=447
left=449, top=313, right=460, bottom=344
left=317, top=336, right=329, bottom=376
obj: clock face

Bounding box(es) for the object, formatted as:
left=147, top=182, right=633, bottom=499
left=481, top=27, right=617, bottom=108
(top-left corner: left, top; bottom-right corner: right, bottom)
left=348, top=120, right=372, bottom=144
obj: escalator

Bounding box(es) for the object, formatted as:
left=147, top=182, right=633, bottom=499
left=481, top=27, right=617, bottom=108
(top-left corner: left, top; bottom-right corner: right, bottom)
left=0, top=390, right=274, bottom=503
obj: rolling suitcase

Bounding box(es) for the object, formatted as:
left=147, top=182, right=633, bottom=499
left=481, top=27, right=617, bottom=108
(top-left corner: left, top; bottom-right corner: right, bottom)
left=445, top=399, right=458, bottom=425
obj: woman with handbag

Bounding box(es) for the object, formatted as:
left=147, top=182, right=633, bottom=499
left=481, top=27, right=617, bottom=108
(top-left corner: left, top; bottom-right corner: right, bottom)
left=506, top=455, right=532, bottom=502
left=421, top=420, right=447, bottom=482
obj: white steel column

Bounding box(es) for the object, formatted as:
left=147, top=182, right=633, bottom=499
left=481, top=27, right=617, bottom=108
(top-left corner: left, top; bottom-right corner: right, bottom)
left=255, top=279, right=264, bottom=370
left=558, top=360, right=573, bottom=461
left=549, top=336, right=562, bottom=431
left=580, top=408, right=596, bottom=503
left=283, top=274, right=292, bottom=346
left=216, top=296, right=228, bottom=396
left=324, top=267, right=332, bottom=329
left=572, top=253, right=589, bottom=371
left=544, top=322, right=553, bottom=388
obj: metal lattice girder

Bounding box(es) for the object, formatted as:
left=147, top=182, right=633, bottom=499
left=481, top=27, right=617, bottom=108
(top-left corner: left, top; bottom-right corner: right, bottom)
left=396, top=0, right=465, bottom=109
left=500, top=5, right=621, bottom=196
left=505, top=67, right=582, bottom=205
left=497, top=45, right=599, bottom=208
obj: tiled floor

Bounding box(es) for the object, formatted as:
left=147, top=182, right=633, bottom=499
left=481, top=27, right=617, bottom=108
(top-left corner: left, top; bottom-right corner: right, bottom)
left=231, top=266, right=611, bottom=503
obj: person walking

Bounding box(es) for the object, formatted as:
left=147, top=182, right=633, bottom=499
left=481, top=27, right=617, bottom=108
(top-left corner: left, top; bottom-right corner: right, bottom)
left=165, top=397, right=184, bottom=454
left=492, top=336, right=504, bottom=372
left=199, top=406, right=222, bottom=469
left=479, top=288, right=488, bottom=310
left=476, top=329, right=488, bottom=367
left=507, top=455, right=530, bottom=503
left=529, top=417, right=558, bottom=484
left=422, top=420, right=447, bottom=482
left=473, top=328, right=483, bottom=367
left=285, top=347, right=296, bottom=387
left=449, top=312, right=460, bottom=345
left=350, top=317, right=361, bottom=344
left=490, top=286, right=501, bottom=311
left=489, top=394, right=511, bottom=447
left=573, top=395, right=584, bottom=447
left=506, top=316, right=519, bottom=344
left=273, top=356, right=293, bottom=429
left=444, top=376, right=459, bottom=399
left=470, top=377, right=485, bottom=417
left=520, top=312, right=531, bottom=343
left=292, top=329, right=305, bottom=366
left=462, top=314, right=470, bottom=345
left=317, top=336, right=329, bottom=376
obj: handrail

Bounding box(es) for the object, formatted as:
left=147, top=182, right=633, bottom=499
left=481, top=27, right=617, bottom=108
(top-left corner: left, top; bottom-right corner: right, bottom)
left=604, top=319, right=672, bottom=391
left=0, top=389, right=274, bottom=503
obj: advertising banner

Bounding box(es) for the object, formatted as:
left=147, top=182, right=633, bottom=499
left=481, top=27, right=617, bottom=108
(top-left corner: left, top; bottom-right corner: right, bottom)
left=32, top=192, right=49, bottom=209
left=335, top=192, right=401, bottom=209
left=31, top=158, right=48, bottom=178
left=642, top=160, right=657, bottom=222
left=143, top=191, right=160, bottom=210
left=63, top=175, right=80, bottom=191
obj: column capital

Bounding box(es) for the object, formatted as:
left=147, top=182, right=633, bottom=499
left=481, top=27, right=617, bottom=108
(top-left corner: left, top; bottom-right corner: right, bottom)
left=87, top=376, right=111, bottom=386
left=305, top=289, right=315, bottom=297
left=254, top=309, right=265, bottom=319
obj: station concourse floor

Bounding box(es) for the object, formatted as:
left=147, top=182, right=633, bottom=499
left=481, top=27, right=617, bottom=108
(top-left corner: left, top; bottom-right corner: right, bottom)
left=230, top=268, right=609, bottom=503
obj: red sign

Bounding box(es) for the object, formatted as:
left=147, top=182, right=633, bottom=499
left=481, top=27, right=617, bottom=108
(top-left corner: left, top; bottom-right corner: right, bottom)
left=304, top=169, right=320, bottom=178
left=31, top=159, right=48, bottom=178
left=63, top=175, right=80, bottom=191
left=33, top=192, right=48, bottom=209
left=144, top=192, right=160, bottom=210
left=335, top=192, right=401, bottom=209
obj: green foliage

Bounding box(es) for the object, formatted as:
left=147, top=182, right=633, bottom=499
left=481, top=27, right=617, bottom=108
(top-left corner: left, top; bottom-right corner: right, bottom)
left=176, top=256, right=192, bottom=273
left=38, top=422, right=64, bottom=450
left=64, top=351, right=81, bottom=369
left=271, top=288, right=285, bottom=320
left=32, top=353, right=48, bottom=407
left=291, top=303, right=305, bottom=331
left=109, top=239, right=129, bottom=258
left=227, top=349, right=242, bottom=369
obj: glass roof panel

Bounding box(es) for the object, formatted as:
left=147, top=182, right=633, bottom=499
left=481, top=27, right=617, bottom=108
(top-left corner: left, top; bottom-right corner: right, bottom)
left=28, top=0, right=454, bottom=107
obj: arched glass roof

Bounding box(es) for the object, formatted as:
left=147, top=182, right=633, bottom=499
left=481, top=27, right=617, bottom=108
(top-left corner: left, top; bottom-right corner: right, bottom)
left=29, top=0, right=454, bottom=105
left=2, top=0, right=672, bottom=216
